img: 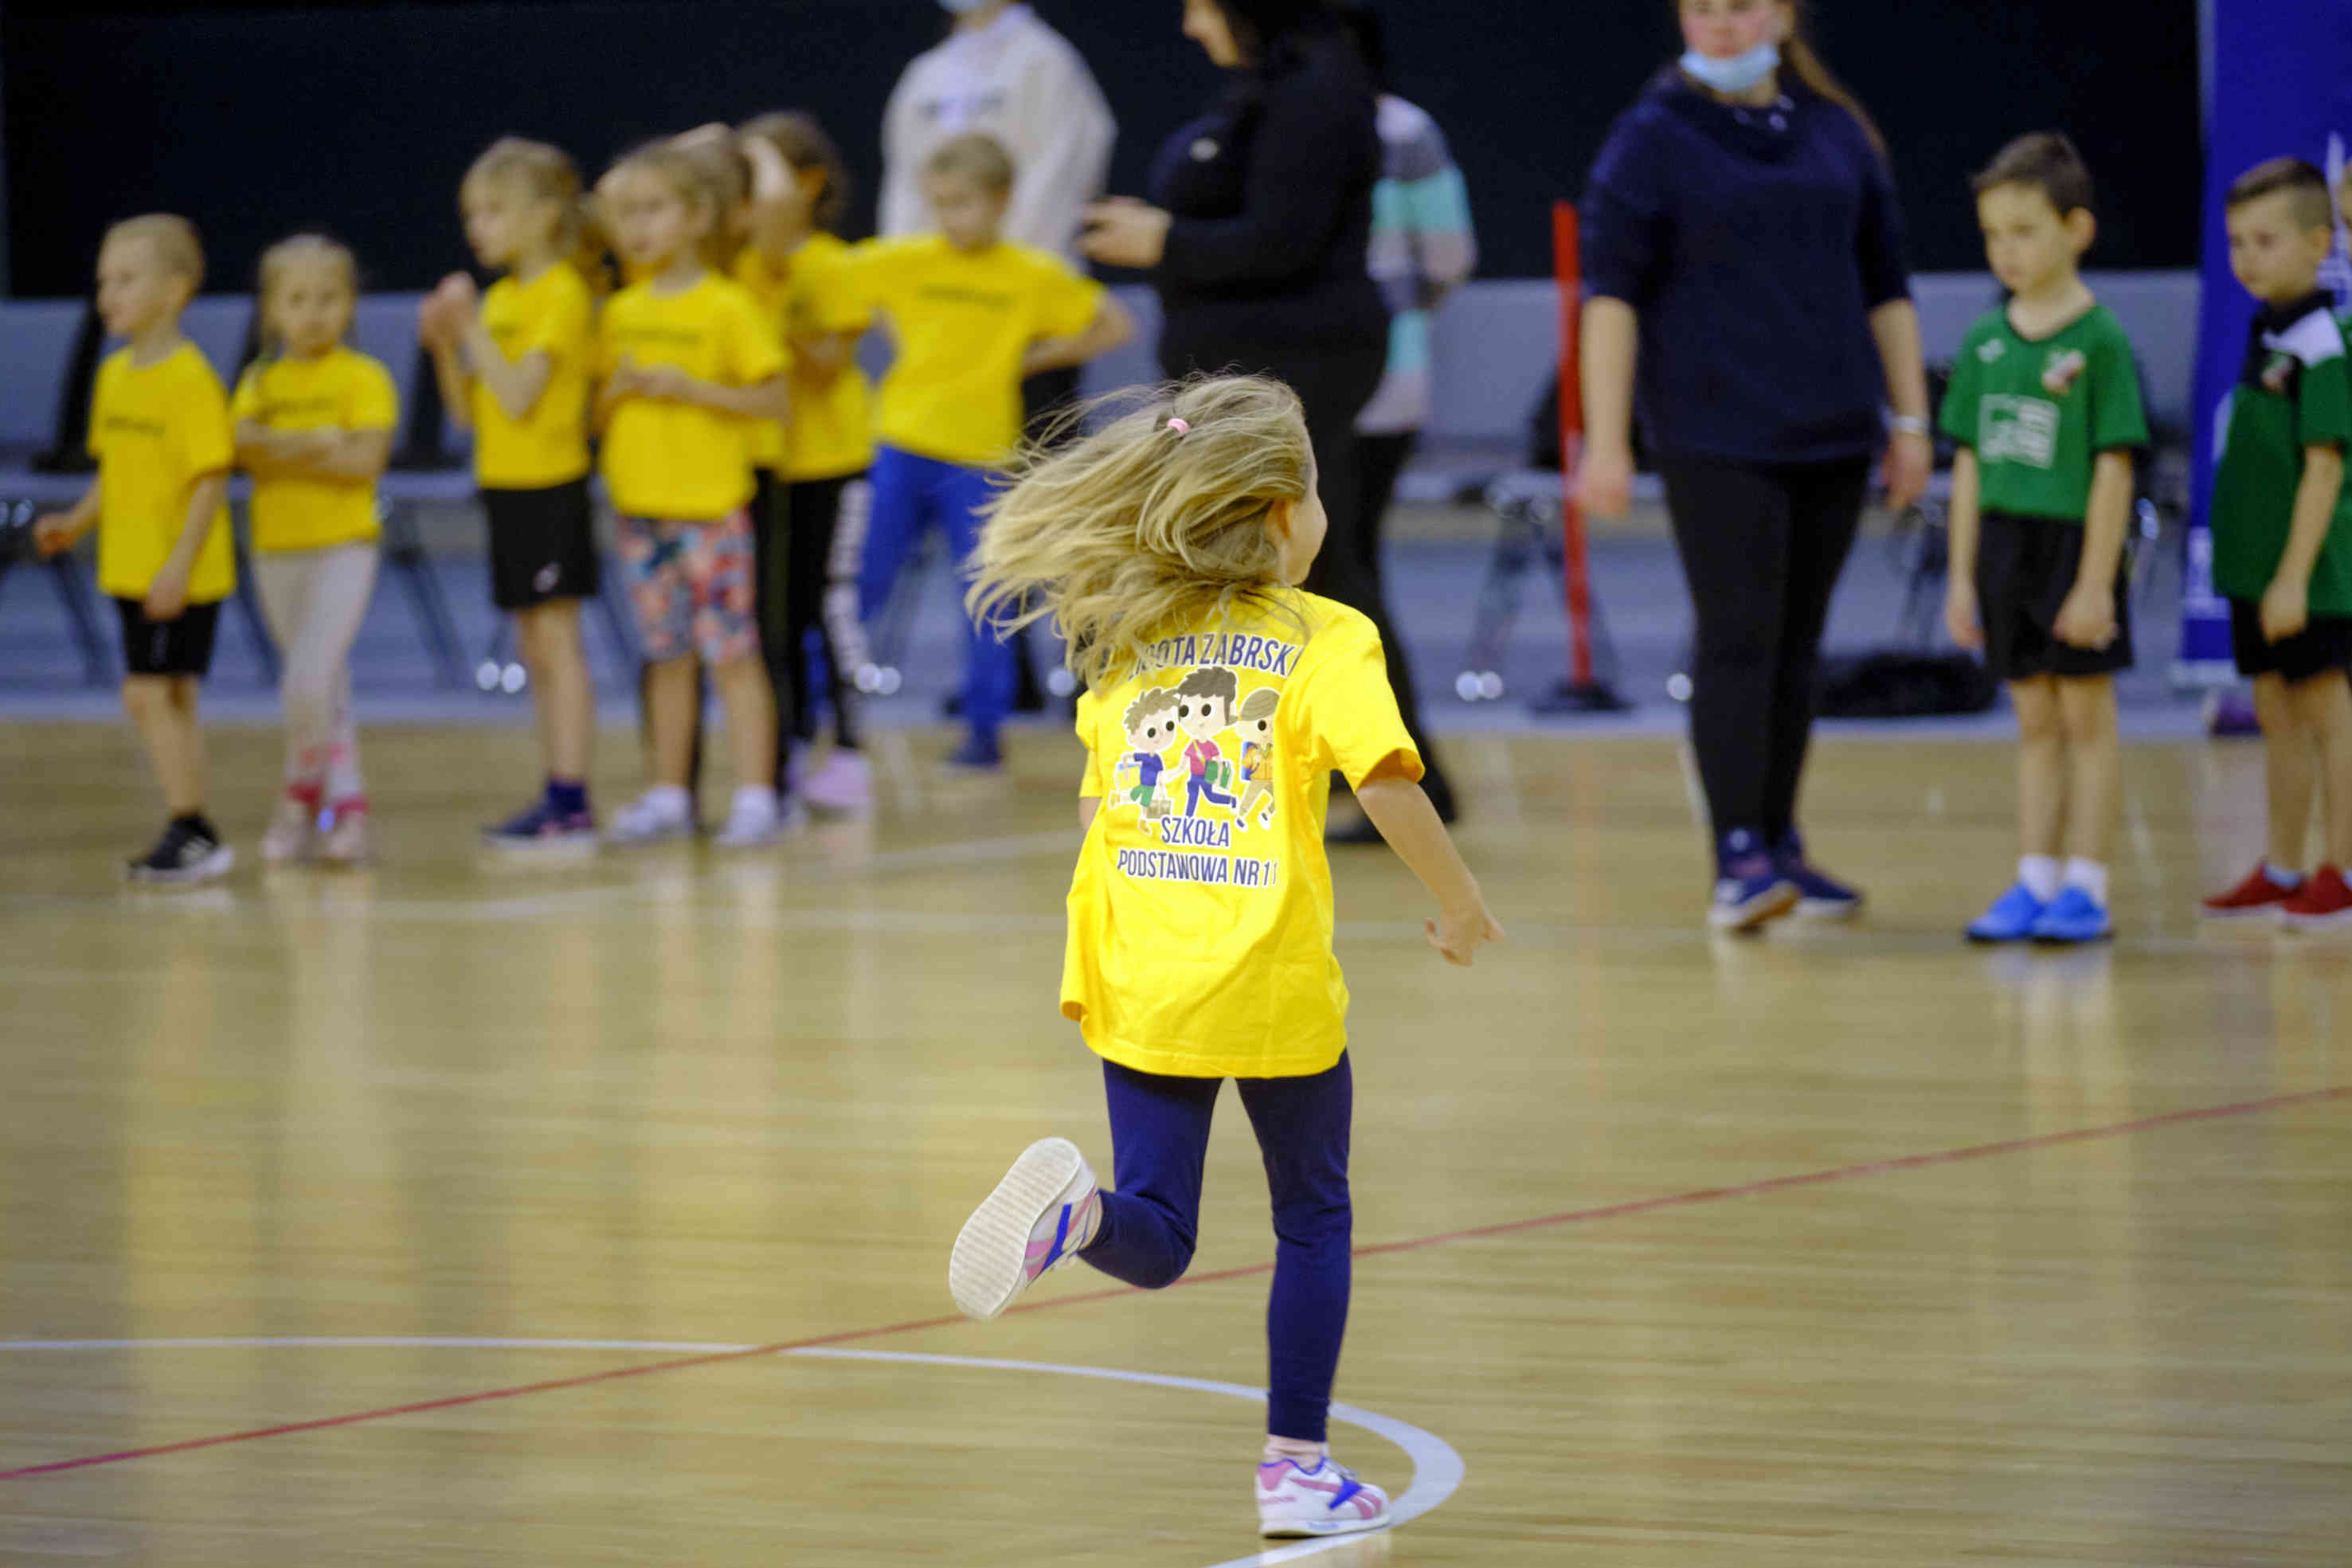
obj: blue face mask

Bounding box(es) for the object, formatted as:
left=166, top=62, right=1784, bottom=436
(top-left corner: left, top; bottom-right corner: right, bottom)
left=1680, top=41, right=1780, bottom=95
left=938, top=0, right=990, bottom=12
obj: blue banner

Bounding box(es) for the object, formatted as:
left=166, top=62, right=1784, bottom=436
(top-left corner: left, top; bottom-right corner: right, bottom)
left=2183, top=4, right=2352, bottom=683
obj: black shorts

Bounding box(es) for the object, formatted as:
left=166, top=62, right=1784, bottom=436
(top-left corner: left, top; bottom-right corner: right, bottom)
left=2228, top=598, right=2352, bottom=682
left=483, top=478, right=599, bottom=610
left=1974, top=510, right=2133, bottom=682
left=115, top=596, right=221, bottom=678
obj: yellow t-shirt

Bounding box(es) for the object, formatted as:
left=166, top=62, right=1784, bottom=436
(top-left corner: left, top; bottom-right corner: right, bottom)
left=230, top=346, right=399, bottom=553
left=734, top=233, right=876, bottom=482
left=472, top=263, right=595, bottom=491
left=851, top=236, right=1105, bottom=468
left=1060, top=592, right=1423, bottom=1080
left=598, top=273, right=789, bottom=520
left=88, top=343, right=236, bottom=603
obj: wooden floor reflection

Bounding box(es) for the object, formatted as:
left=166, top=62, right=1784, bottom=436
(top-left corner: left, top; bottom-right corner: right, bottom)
left=1, top=721, right=2346, bottom=1566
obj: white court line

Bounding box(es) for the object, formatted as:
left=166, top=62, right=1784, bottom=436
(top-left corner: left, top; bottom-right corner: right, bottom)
left=0, top=1338, right=1464, bottom=1566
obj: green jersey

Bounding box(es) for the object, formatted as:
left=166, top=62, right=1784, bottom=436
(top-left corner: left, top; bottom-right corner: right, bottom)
left=1939, top=303, right=2147, bottom=522
left=2209, top=293, right=2352, bottom=615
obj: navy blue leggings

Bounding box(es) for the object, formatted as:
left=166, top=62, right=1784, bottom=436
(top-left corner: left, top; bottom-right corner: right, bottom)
left=1081, top=1054, right=1353, bottom=1443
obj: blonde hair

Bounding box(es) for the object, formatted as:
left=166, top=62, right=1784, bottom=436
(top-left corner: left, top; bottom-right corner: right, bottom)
left=739, top=111, right=851, bottom=232
left=926, top=132, right=1016, bottom=195
left=668, top=127, right=752, bottom=269
left=464, top=137, right=604, bottom=287
left=257, top=233, right=358, bottom=352
left=104, top=214, right=204, bottom=287
left=968, top=375, right=1314, bottom=691
left=602, top=140, right=722, bottom=268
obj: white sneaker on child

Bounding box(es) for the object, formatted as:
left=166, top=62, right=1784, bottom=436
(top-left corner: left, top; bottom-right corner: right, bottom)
left=1256, top=1455, right=1391, bottom=1538
left=949, top=1137, right=1099, bottom=1322
left=319, top=805, right=371, bottom=865
left=261, top=793, right=319, bottom=863
left=799, top=749, right=872, bottom=815
left=713, top=787, right=802, bottom=849
left=607, top=786, right=694, bottom=846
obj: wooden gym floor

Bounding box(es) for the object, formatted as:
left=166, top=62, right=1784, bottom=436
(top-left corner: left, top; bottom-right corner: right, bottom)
left=0, top=721, right=2346, bottom=1566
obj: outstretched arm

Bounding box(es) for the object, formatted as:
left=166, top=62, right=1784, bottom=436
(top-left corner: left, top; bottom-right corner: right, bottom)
left=1355, top=757, right=1503, bottom=966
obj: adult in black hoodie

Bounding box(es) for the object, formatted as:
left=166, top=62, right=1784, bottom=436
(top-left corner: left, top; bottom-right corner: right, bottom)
left=1081, top=0, right=1454, bottom=823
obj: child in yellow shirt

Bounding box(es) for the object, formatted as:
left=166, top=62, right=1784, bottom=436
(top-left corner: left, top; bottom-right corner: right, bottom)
left=734, top=111, right=879, bottom=814
left=851, top=132, right=1135, bottom=771
left=595, top=140, right=795, bottom=848
left=36, top=215, right=237, bottom=882
left=233, top=235, right=397, bottom=865
left=421, top=138, right=603, bottom=850
left=947, top=375, right=1501, bottom=1539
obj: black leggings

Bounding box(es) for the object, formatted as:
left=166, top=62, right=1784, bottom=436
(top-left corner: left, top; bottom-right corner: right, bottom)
left=784, top=471, right=871, bottom=751
left=1657, top=455, right=1869, bottom=847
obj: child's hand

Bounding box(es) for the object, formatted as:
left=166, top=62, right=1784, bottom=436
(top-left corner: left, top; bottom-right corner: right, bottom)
left=32, top=513, right=82, bottom=557
left=2053, top=581, right=2116, bottom=651
left=1426, top=897, right=1505, bottom=968
left=143, top=565, right=190, bottom=622
left=2261, top=577, right=2310, bottom=643
left=605, top=357, right=645, bottom=397
left=1943, top=582, right=1982, bottom=651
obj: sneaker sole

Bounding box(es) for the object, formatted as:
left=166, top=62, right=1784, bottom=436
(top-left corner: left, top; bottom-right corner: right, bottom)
left=1708, top=882, right=1800, bottom=932
left=2200, top=902, right=2291, bottom=920
left=2278, top=906, right=2352, bottom=930
left=125, top=845, right=235, bottom=885
left=479, top=831, right=600, bottom=856
left=602, top=825, right=694, bottom=848
left=949, top=1137, right=1086, bottom=1323
left=1794, top=896, right=1863, bottom=920
left=1260, top=1506, right=1394, bottom=1539
left=2029, top=928, right=2113, bottom=945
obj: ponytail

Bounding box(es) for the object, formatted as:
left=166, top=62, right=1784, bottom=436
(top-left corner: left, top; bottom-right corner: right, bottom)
left=1783, top=18, right=1886, bottom=162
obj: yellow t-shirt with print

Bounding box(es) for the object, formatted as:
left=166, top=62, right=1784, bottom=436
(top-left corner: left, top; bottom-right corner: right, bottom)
left=1060, top=592, right=1423, bottom=1080
left=230, top=346, right=399, bottom=553
left=88, top=343, right=236, bottom=603
left=472, top=263, right=595, bottom=491
left=851, top=236, right=1105, bottom=468
left=598, top=273, right=789, bottom=520
left=734, top=232, right=875, bottom=483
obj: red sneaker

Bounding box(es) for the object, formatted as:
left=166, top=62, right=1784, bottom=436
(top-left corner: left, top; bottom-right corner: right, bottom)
left=2280, top=866, right=2352, bottom=930
left=2201, top=863, right=2302, bottom=918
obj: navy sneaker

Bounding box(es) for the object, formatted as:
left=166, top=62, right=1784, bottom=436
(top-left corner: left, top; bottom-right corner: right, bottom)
left=1966, top=882, right=2047, bottom=943
left=2030, top=886, right=2112, bottom=944
left=1710, top=829, right=1798, bottom=932
left=945, top=732, right=1004, bottom=771
left=1774, top=831, right=1864, bottom=919
left=481, top=796, right=597, bottom=852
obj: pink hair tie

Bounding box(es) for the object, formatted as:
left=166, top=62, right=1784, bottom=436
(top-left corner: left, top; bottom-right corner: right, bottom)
left=1165, top=416, right=1190, bottom=436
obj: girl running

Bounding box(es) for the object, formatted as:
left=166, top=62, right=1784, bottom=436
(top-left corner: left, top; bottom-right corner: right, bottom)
left=233, top=234, right=397, bottom=863
left=948, top=374, right=1502, bottom=1540
left=594, top=140, right=793, bottom=847
left=735, top=111, right=879, bottom=814
left=421, top=138, right=603, bottom=849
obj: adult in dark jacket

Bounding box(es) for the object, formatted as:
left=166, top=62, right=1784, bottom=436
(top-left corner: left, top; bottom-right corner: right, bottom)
left=1079, top=0, right=1454, bottom=823
left=1579, top=0, right=1931, bottom=930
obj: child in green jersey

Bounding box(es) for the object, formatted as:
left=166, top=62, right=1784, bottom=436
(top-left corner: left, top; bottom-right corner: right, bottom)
left=1942, top=135, right=2148, bottom=944
left=2197, top=158, right=2352, bottom=928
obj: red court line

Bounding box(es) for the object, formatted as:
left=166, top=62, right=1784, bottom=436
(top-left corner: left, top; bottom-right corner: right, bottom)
left=6, top=1081, right=2343, bottom=1482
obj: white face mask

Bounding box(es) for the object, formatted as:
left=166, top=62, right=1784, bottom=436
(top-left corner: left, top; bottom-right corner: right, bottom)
left=1680, top=40, right=1780, bottom=95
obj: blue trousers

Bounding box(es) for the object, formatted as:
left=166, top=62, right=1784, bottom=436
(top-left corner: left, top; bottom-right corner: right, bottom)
left=1082, top=1054, right=1354, bottom=1443
left=859, top=445, right=1012, bottom=741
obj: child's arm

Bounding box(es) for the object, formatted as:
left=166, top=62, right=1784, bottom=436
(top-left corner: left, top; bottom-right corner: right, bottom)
left=142, top=471, right=230, bottom=620
left=1943, top=448, right=1983, bottom=651
left=1354, top=757, right=1505, bottom=967
left=1022, top=296, right=1137, bottom=378
left=32, top=481, right=100, bottom=557
left=632, top=366, right=792, bottom=424
left=459, top=323, right=555, bottom=424
left=1079, top=796, right=1102, bottom=833
left=2264, top=444, right=2350, bottom=642
left=790, top=328, right=860, bottom=385
left=2054, top=450, right=2135, bottom=649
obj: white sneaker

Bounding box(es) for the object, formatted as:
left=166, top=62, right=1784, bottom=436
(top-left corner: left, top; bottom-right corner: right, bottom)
left=261, top=793, right=319, bottom=863
left=319, top=806, right=372, bottom=865
left=606, top=786, right=694, bottom=846
left=799, top=749, right=872, bottom=815
left=1257, top=1456, right=1391, bottom=1539
left=949, top=1137, right=1099, bottom=1322
left=713, top=788, right=803, bottom=849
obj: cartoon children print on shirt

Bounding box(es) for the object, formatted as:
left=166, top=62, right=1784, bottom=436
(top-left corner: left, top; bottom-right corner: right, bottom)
left=1173, top=666, right=1239, bottom=816
left=1117, top=686, right=1179, bottom=821
left=1233, top=686, right=1278, bottom=829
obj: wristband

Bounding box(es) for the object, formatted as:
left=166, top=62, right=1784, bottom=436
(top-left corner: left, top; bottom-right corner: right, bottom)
left=1888, top=415, right=1930, bottom=437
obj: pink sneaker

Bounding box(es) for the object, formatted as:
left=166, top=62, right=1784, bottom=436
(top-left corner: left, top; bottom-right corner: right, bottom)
left=800, top=749, right=871, bottom=815
left=1257, top=1455, right=1391, bottom=1538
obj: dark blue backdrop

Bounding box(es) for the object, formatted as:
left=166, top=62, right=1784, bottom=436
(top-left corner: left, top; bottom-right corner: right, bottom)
left=2178, top=1, right=2352, bottom=679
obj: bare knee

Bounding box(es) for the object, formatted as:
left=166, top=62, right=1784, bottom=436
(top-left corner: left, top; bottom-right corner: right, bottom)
left=121, top=675, right=170, bottom=720
left=2010, top=680, right=2062, bottom=745
left=2055, top=676, right=2116, bottom=741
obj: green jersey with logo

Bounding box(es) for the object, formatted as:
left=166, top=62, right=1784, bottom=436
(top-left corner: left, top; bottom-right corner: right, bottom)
left=1939, top=303, right=2147, bottom=522
left=2209, top=294, right=2352, bottom=615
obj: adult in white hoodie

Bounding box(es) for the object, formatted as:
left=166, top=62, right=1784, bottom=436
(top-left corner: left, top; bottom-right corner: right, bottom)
left=879, top=1, right=1116, bottom=264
